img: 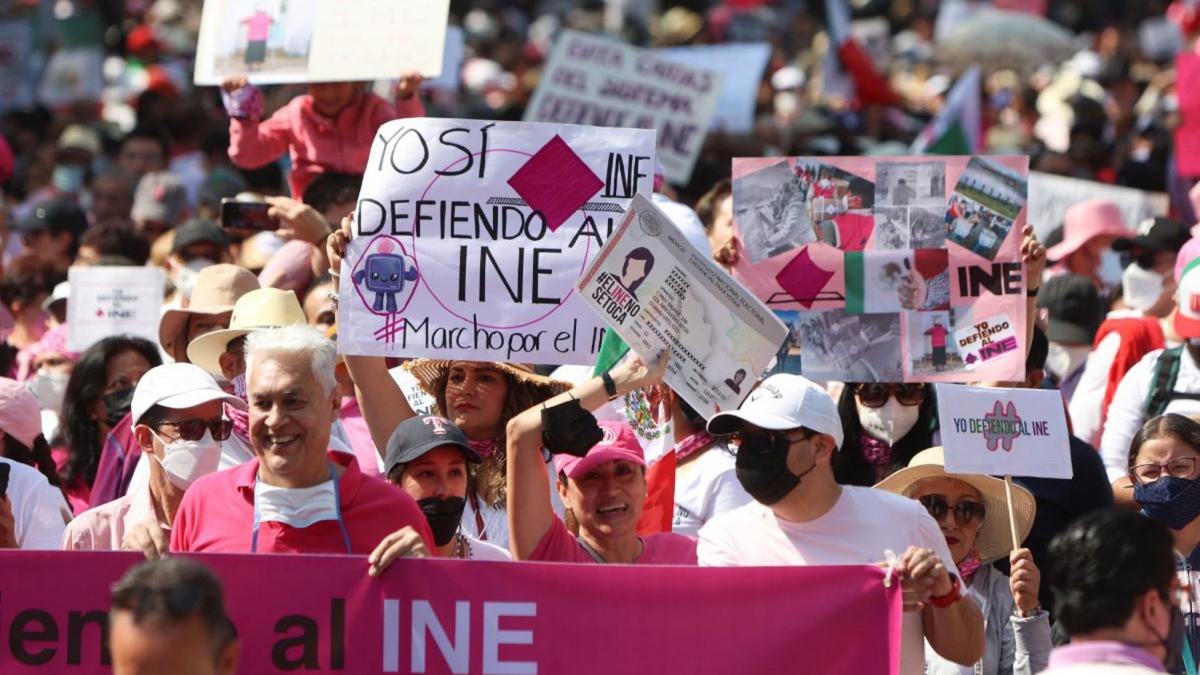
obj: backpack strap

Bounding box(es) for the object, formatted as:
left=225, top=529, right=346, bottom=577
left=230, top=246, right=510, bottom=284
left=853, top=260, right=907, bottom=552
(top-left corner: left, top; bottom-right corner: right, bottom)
left=1145, top=347, right=1185, bottom=417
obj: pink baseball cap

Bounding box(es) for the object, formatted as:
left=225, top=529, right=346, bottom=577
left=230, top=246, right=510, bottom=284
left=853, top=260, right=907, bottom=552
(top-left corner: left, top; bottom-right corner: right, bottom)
left=1178, top=237, right=1200, bottom=282
left=553, top=420, right=646, bottom=480
left=1045, top=198, right=1130, bottom=262
left=0, top=378, right=43, bottom=447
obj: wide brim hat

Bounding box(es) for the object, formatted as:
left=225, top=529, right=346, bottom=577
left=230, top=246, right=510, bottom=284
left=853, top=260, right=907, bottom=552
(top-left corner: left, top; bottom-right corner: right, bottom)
left=402, top=359, right=570, bottom=406
left=159, top=264, right=260, bottom=362
left=186, top=288, right=306, bottom=375
left=875, top=447, right=1036, bottom=563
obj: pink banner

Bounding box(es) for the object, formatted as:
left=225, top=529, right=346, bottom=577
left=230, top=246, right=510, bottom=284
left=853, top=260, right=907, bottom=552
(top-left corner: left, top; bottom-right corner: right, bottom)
left=1, top=552, right=901, bottom=674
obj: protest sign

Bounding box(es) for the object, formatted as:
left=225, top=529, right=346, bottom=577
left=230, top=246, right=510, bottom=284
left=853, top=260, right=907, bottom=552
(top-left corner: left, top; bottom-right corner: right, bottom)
left=935, top=384, right=1072, bottom=479
left=1, top=551, right=901, bottom=675
left=525, top=30, right=722, bottom=184
left=656, top=43, right=770, bottom=134
left=1027, top=171, right=1169, bottom=242
left=337, top=118, right=655, bottom=365
left=0, top=21, right=35, bottom=113
left=66, top=267, right=164, bottom=352
left=193, top=0, right=449, bottom=85
left=1177, top=53, right=1200, bottom=178
left=731, top=155, right=1029, bottom=383
left=578, top=194, right=788, bottom=415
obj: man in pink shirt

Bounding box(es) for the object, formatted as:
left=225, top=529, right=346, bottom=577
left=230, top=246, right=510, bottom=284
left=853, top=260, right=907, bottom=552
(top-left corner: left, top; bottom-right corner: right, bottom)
left=219, top=73, right=425, bottom=200
left=506, top=352, right=697, bottom=565
left=170, top=324, right=433, bottom=563
left=63, top=363, right=245, bottom=554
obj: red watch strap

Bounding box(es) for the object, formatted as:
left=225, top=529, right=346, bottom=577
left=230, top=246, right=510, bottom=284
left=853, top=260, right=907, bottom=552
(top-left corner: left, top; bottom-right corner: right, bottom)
left=928, top=574, right=961, bottom=608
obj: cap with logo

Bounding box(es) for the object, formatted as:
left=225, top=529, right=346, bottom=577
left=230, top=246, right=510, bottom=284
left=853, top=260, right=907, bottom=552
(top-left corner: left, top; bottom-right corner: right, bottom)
left=706, top=374, right=844, bottom=446
left=14, top=198, right=88, bottom=236
left=383, top=416, right=480, bottom=477
left=130, top=363, right=246, bottom=427
left=1113, top=217, right=1191, bottom=254
left=553, top=421, right=646, bottom=479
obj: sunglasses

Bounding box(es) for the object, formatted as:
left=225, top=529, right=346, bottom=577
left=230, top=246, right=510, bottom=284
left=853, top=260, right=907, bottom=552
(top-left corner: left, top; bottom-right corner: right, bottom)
left=856, top=383, right=925, bottom=408
left=157, top=418, right=233, bottom=442
left=918, top=494, right=987, bottom=527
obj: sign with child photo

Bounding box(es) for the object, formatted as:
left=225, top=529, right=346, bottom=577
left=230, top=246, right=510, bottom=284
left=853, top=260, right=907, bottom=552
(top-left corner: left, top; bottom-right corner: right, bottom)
left=337, top=118, right=656, bottom=364
left=730, top=155, right=1030, bottom=383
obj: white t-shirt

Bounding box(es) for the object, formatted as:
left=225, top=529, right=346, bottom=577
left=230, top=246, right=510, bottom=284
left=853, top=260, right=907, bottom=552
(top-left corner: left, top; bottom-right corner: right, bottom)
left=461, top=533, right=512, bottom=562
left=460, top=460, right=564, bottom=551
left=2, top=458, right=71, bottom=549
left=698, top=486, right=961, bottom=675
left=672, top=443, right=753, bottom=538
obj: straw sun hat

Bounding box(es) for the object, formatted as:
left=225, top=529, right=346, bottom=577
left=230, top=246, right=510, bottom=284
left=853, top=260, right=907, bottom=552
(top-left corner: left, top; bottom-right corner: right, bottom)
left=403, top=360, right=569, bottom=403
left=875, top=447, right=1036, bottom=563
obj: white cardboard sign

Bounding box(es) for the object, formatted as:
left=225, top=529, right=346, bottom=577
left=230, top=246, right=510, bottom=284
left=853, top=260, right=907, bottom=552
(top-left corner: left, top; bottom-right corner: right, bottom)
left=936, top=383, right=1072, bottom=479
left=67, top=267, right=165, bottom=352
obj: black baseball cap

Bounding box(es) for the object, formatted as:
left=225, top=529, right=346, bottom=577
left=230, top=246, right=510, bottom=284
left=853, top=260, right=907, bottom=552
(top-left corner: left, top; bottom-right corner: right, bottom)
left=14, top=198, right=88, bottom=236
left=1112, top=217, right=1190, bottom=253
left=171, top=219, right=229, bottom=254
left=1037, top=274, right=1104, bottom=345
left=384, top=416, right=480, bottom=477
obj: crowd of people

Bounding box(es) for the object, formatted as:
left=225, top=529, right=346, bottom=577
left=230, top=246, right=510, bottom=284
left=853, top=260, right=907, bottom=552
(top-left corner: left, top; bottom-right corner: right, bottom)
left=7, top=1, right=1200, bottom=674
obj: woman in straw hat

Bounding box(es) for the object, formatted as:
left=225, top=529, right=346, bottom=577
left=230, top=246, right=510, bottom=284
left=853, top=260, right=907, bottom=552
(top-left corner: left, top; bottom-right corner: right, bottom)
left=326, top=220, right=569, bottom=548
left=876, top=447, right=1051, bottom=675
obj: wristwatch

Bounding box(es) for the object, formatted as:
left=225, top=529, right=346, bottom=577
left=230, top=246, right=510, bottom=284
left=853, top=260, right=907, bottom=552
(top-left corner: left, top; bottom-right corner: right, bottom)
left=928, top=575, right=962, bottom=608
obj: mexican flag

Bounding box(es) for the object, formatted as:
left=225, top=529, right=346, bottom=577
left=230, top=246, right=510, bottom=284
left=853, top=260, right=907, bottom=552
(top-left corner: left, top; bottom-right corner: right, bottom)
left=911, top=66, right=982, bottom=155
left=824, top=0, right=899, bottom=106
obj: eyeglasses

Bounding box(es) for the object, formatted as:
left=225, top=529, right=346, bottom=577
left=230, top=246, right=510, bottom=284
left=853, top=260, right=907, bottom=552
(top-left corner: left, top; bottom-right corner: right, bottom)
left=918, top=494, right=987, bottom=527
left=157, top=418, right=233, bottom=442
left=731, top=429, right=811, bottom=455
left=1129, top=457, right=1200, bottom=485
left=856, top=383, right=925, bottom=408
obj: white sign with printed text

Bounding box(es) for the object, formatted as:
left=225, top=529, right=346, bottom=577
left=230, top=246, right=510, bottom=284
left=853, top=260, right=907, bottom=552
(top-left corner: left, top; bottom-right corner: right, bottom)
left=67, top=267, right=165, bottom=352
left=936, top=384, right=1072, bottom=479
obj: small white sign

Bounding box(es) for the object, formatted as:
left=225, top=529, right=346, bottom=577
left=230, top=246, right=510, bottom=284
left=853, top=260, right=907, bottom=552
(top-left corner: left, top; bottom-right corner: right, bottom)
left=936, top=383, right=1072, bottom=479
left=67, top=267, right=165, bottom=352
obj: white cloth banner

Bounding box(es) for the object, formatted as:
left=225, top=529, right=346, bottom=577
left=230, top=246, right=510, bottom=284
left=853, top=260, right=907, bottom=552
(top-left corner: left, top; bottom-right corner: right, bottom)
left=67, top=267, right=165, bottom=352
left=578, top=194, right=788, bottom=416
left=525, top=30, right=722, bottom=185
left=338, top=118, right=655, bottom=364
left=935, top=384, right=1072, bottom=478
left=1027, top=172, right=1170, bottom=242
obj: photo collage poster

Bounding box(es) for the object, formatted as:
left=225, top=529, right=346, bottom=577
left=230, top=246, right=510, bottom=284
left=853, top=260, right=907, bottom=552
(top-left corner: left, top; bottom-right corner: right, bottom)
left=731, top=155, right=1030, bottom=383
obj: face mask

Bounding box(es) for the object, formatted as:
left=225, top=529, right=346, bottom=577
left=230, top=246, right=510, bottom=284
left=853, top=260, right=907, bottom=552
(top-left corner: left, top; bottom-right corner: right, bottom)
left=856, top=398, right=920, bottom=445
left=1122, top=263, right=1166, bottom=313
left=28, top=369, right=69, bottom=415
left=1098, top=249, right=1125, bottom=289
left=230, top=373, right=248, bottom=402
left=1135, top=476, right=1200, bottom=530
left=172, top=258, right=216, bottom=299
left=1045, top=342, right=1091, bottom=382
left=735, top=434, right=816, bottom=505
left=418, top=496, right=466, bottom=547
left=148, top=429, right=222, bottom=489
left=103, top=386, right=135, bottom=427
left=255, top=479, right=339, bottom=528
left=51, top=164, right=87, bottom=193
left=1159, top=605, right=1186, bottom=672
left=541, top=398, right=602, bottom=457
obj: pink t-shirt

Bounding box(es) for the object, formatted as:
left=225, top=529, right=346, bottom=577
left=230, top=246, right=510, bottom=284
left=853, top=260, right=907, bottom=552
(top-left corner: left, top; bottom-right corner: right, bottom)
left=170, top=451, right=433, bottom=554
left=924, top=325, right=949, bottom=348
left=244, top=12, right=272, bottom=41
left=529, top=517, right=697, bottom=565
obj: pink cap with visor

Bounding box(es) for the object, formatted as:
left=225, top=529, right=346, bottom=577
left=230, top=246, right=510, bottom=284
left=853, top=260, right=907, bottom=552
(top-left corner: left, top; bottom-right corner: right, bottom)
left=553, top=420, right=646, bottom=479
left=0, top=377, right=43, bottom=447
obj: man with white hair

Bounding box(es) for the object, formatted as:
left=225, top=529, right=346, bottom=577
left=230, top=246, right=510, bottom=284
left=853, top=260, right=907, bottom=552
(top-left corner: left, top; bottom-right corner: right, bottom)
left=170, top=325, right=433, bottom=562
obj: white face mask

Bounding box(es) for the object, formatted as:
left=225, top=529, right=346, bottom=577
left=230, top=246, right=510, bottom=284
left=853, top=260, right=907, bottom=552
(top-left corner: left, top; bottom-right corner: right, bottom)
left=149, top=429, right=223, bottom=489
left=28, top=369, right=70, bottom=415
left=254, top=479, right=339, bottom=528
left=1122, top=263, right=1167, bottom=313
left=1045, top=342, right=1092, bottom=382
left=856, top=397, right=921, bottom=445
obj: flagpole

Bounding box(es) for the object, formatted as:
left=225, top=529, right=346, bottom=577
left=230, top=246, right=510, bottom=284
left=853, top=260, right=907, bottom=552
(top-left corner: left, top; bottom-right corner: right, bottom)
left=1004, top=475, right=1020, bottom=551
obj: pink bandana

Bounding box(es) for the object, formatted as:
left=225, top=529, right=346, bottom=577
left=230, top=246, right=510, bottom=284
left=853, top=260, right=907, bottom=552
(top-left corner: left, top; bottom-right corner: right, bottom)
left=674, top=431, right=714, bottom=462
left=226, top=402, right=249, bottom=445
left=859, top=435, right=893, bottom=466
left=957, top=554, right=983, bottom=583
left=469, top=438, right=500, bottom=459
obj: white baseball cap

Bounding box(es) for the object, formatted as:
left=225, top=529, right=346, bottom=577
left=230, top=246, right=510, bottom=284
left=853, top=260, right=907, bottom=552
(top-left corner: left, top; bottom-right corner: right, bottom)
left=706, top=374, right=844, bottom=447
left=131, top=363, right=246, bottom=426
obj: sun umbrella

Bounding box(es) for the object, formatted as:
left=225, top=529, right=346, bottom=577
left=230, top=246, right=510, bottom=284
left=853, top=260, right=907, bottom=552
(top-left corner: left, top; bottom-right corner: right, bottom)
left=938, top=9, right=1076, bottom=72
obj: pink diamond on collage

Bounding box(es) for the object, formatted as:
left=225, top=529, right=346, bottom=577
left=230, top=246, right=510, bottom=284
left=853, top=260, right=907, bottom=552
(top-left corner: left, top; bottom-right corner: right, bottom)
left=507, top=135, right=604, bottom=232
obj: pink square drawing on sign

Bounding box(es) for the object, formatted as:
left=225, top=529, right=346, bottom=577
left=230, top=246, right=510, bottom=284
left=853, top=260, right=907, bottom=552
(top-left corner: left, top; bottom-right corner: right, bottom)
left=775, top=247, right=837, bottom=308
left=507, top=135, right=603, bottom=232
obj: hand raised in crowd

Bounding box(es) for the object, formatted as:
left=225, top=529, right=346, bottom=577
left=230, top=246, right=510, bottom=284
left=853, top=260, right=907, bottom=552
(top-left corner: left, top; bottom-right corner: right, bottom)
left=368, top=526, right=431, bottom=577
left=894, top=545, right=954, bottom=611
left=0, top=496, right=16, bottom=549
left=220, top=75, right=249, bottom=93
left=714, top=236, right=740, bottom=268
left=1009, top=548, right=1041, bottom=615
left=611, top=349, right=670, bottom=392
left=121, top=520, right=169, bottom=560
left=326, top=214, right=354, bottom=276
left=1020, top=224, right=1046, bottom=283
left=266, top=196, right=332, bottom=246
left=395, top=71, right=425, bottom=100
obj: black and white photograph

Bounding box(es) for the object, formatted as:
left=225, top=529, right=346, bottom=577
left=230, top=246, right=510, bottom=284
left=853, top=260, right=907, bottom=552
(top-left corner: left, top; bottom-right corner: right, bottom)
left=793, top=308, right=903, bottom=382
left=945, top=157, right=1028, bottom=260
left=732, top=160, right=818, bottom=263
left=872, top=161, right=947, bottom=250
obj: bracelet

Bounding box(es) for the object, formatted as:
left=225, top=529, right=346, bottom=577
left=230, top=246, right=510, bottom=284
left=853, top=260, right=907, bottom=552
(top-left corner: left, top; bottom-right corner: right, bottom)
left=327, top=290, right=339, bottom=310
left=1026, top=285, right=1039, bottom=298
left=330, top=270, right=340, bottom=279
left=928, top=575, right=962, bottom=608
left=601, top=371, right=618, bottom=400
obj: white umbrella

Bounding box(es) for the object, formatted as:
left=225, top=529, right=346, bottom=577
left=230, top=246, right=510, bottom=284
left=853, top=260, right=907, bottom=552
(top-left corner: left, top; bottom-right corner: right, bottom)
left=938, top=9, right=1076, bottom=72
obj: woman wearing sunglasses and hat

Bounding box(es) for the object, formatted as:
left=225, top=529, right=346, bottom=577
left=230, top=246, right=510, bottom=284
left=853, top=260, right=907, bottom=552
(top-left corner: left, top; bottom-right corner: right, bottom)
left=834, top=382, right=939, bottom=486
left=876, top=448, right=1051, bottom=675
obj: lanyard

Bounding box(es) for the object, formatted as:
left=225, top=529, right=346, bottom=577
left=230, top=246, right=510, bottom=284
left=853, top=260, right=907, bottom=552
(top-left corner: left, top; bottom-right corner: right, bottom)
left=251, top=462, right=352, bottom=554
left=1186, top=634, right=1197, bottom=675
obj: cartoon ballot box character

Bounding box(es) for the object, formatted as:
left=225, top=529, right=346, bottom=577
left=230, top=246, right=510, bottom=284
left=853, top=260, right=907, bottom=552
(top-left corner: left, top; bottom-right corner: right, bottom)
left=352, top=240, right=418, bottom=313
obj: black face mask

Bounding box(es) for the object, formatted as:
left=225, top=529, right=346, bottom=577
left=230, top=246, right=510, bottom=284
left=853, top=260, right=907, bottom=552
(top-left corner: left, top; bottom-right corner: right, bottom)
left=1156, top=604, right=1186, bottom=672
left=417, top=496, right=466, bottom=547
left=102, top=387, right=135, bottom=427
left=734, top=432, right=816, bottom=505
left=541, top=398, right=603, bottom=457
